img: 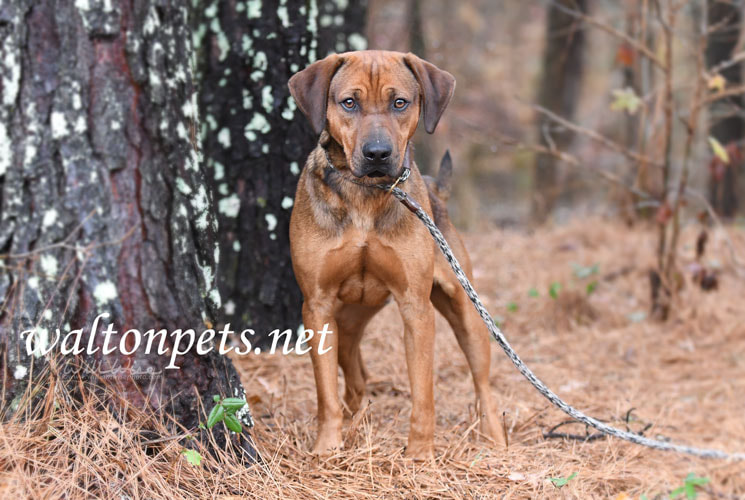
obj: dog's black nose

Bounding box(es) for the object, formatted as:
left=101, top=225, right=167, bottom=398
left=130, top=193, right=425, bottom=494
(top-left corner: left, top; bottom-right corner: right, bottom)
left=362, top=141, right=392, bottom=164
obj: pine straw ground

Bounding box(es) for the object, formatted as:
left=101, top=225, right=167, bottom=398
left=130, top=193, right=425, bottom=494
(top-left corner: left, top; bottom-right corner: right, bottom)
left=2, top=217, right=745, bottom=499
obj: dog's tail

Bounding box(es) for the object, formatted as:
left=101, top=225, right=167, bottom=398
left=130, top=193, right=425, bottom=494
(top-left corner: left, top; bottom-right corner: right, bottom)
left=435, top=150, right=453, bottom=201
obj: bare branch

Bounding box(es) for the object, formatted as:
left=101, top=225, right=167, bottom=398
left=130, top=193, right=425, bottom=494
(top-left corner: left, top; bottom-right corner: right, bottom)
left=530, top=102, right=665, bottom=169
left=543, top=0, right=666, bottom=70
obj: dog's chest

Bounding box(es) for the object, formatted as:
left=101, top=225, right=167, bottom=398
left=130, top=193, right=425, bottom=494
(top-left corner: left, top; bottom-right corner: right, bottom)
left=330, top=233, right=401, bottom=306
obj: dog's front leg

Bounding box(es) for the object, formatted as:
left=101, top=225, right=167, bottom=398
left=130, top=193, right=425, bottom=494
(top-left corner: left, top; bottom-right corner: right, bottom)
left=302, top=300, right=343, bottom=455
left=397, top=298, right=436, bottom=460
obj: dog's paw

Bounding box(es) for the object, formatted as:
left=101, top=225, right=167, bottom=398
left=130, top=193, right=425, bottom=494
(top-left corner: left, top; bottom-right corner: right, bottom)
left=480, top=416, right=507, bottom=447
left=311, top=433, right=344, bottom=456
left=403, top=442, right=435, bottom=461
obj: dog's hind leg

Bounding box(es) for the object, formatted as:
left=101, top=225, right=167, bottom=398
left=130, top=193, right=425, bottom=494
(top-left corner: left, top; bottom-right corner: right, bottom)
left=336, top=304, right=383, bottom=415
left=431, top=282, right=506, bottom=447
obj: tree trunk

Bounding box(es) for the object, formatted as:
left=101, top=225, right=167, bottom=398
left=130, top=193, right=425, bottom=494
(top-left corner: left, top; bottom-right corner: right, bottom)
left=193, top=0, right=367, bottom=346
left=706, top=0, right=743, bottom=217
left=0, top=0, right=252, bottom=455
left=531, top=0, right=587, bottom=223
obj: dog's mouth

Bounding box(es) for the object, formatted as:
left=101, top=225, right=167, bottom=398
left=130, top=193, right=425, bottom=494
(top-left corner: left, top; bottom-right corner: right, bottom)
left=365, top=170, right=387, bottom=178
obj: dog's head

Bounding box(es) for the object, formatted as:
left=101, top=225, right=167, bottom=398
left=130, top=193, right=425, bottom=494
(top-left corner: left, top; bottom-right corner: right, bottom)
left=288, top=50, right=455, bottom=179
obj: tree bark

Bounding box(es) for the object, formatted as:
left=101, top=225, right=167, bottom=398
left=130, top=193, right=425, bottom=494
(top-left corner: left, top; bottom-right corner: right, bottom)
left=706, top=0, right=743, bottom=217
left=531, top=0, right=587, bottom=223
left=193, top=0, right=367, bottom=346
left=0, top=0, right=252, bottom=455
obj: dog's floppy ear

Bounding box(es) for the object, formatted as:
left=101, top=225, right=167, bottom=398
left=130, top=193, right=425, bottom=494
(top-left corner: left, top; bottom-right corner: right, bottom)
left=404, top=53, right=456, bottom=134
left=288, top=54, right=343, bottom=135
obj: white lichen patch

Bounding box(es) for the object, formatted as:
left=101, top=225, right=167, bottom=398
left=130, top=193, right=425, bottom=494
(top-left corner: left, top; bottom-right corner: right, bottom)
left=1, top=42, right=20, bottom=107
left=290, top=161, right=300, bottom=175
left=75, top=116, right=87, bottom=134
left=39, top=254, right=58, bottom=278
left=224, top=299, right=236, bottom=315
left=261, top=86, right=273, bottom=113
left=218, top=183, right=229, bottom=195
left=51, top=112, right=69, bottom=139
left=241, top=35, right=253, bottom=56
left=277, top=0, right=290, bottom=27
left=181, top=92, right=199, bottom=121
left=244, top=113, right=270, bottom=141
left=43, top=309, right=52, bottom=320
left=307, top=0, right=319, bottom=62
left=143, top=6, right=160, bottom=35
left=191, top=184, right=209, bottom=213
left=214, top=24, right=230, bottom=61
left=218, top=128, right=231, bottom=148
left=282, top=96, right=297, bottom=121
left=264, top=213, right=277, bottom=231
left=213, top=161, right=224, bottom=181
left=197, top=260, right=214, bottom=290
left=28, top=276, right=39, bottom=289
left=0, top=122, right=10, bottom=176
left=218, top=194, right=241, bottom=218
left=250, top=51, right=268, bottom=81
left=175, top=177, right=192, bottom=195
left=204, top=2, right=218, bottom=17
left=93, top=280, right=118, bottom=305
left=13, top=364, right=28, bottom=380
left=348, top=33, right=367, bottom=51
left=233, top=240, right=241, bottom=252
left=42, top=209, right=58, bottom=229
left=246, top=0, right=261, bottom=18
left=206, top=114, right=218, bottom=131
left=281, top=196, right=294, bottom=209
left=208, top=288, right=222, bottom=308
left=242, top=89, right=253, bottom=110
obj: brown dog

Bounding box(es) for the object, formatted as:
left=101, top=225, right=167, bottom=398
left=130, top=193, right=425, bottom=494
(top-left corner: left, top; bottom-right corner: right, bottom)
left=288, top=50, right=503, bottom=459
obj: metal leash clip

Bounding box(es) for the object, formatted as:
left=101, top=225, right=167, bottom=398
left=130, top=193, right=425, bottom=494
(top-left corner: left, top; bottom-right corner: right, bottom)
left=387, top=167, right=411, bottom=194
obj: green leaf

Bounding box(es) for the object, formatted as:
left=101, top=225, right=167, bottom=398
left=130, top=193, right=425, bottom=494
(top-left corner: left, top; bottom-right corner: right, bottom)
left=507, top=301, right=518, bottom=312
left=610, top=87, right=642, bottom=115
left=182, top=449, right=203, bottom=466
left=549, top=282, right=561, bottom=300
left=221, top=398, right=247, bottom=413
left=549, top=472, right=577, bottom=488
left=207, top=403, right=225, bottom=429
left=528, top=288, right=539, bottom=298
left=224, top=414, right=243, bottom=433
left=671, top=486, right=686, bottom=497
left=571, top=262, right=599, bottom=279
left=586, top=281, right=598, bottom=295
left=212, top=394, right=221, bottom=403
left=641, top=495, right=649, bottom=500
left=685, top=473, right=710, bottom=486
left=685, top=483, right=696, bottom=500
left=708, top=136, right=730, bottom=164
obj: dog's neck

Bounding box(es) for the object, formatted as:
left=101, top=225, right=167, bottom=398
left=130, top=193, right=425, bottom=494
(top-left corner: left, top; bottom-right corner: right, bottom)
left=308, top=133, right=415, bottom=234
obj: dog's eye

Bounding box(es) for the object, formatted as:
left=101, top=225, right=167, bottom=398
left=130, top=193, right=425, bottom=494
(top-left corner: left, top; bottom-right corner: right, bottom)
left=393, top=98, right=408, bottom=110
left=341, top=98, right=356, bottom=110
